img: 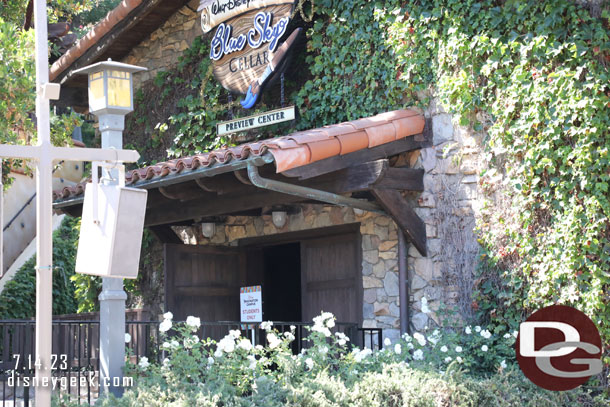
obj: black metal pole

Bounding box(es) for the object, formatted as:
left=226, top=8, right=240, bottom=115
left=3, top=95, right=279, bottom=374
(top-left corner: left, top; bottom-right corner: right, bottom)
left=398, top=231, right=410, bottom=335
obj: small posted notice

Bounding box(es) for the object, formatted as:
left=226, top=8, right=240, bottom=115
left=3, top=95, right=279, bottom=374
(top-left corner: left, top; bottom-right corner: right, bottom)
left=240, top=286, right=262, bottom=323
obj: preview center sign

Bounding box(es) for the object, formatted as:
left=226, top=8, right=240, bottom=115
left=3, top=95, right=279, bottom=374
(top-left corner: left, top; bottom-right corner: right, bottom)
left=240, top=286, right=262, bottom=323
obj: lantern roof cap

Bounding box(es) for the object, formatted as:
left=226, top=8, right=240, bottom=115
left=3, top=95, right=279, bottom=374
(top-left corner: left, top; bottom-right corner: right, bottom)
left=73, top=59, right=147, bottom=75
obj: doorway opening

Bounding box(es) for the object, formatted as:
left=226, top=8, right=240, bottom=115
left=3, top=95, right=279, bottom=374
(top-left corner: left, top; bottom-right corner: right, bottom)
left=262, top=243, right=302, bottom=322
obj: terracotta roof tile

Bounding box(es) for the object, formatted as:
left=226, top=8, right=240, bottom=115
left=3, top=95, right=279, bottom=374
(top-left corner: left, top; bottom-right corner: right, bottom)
left=49, top=0, right=143, bottom=82
left=53, top=110, right=425, bottom=201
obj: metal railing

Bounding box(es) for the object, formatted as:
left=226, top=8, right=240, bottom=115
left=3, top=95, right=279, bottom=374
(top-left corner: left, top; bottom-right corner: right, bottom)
left=0, top=320, right=383, bottom=405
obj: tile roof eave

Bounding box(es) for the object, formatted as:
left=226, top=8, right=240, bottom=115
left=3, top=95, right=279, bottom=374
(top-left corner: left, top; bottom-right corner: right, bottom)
left=52, top=109, right=427, bottom=206
left=52, top=153, right=275, bottom=208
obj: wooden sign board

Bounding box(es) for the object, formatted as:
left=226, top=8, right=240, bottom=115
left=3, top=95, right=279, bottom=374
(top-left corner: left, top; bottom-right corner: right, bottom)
left=240, top=285, right=263, bottom=323
left=217, top=105, right=295, bottom=135
left=200, top=0, right=297, bottom=94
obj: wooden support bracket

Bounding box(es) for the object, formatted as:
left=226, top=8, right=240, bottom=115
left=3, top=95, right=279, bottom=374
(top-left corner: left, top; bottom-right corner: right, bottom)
left=371, top=188, right=427, bottom=256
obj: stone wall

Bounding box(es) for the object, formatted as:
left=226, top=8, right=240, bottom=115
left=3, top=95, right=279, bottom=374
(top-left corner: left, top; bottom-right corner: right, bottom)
left=123, top=1, right=202, bottom=87
left=173, top=204, right=403, bottom=341
left=406, top=98, right=482, bottom=331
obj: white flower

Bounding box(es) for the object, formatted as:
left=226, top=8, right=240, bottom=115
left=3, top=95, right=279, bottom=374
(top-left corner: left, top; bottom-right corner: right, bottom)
left=421, top=297, right=431, bottom=314
left=456, top=356, right=463, bottom=363
left=229, top=329, right=241, bottom=339
left=290, top=325, right=296, bottom=331
left=170, top=340, right=179, bottom=349
left=186, top=316, right=201, bottom=330
left=413, top=349, right=424, bottom=360
left=465, top=326, right=472, bottom=335
left=429, top=330, right=441, bottom=345
left=217, top=335, right=236, bottom=354
left=354, top=348, right=373, bottom=362
left=444, top=356, right=452, bottom=363
left=321, top=312, right=334, bottom=321
left=236, top=338, right=251, bottom=351
left=480, top=329, right=492, bottom=339
left=162, top=358, right=170, bottom=367
left=335, top=332, right=349, bottom=346
left=183, top=335, right=199, bottom=349
left=159, top=319, right=172, bottom=333
left=407, top=342, right=414, bottom=349
left=455, top=346, right=463, bottom=353
left=394, top=344, right=402, bottom=354
left=138, top=357, right=150, bottom=370
left=413, top=332, right=426, bottom=346
left=312, top=324, right=332, bottom=337
left=260, top=321, right=273, bottom=331
left=402, top=333, right=412, bottom=342
left=503, top=333, right=512, bottom=339
left=481, top=345, right=488, bottom=352
left=305, top=358, right=314, bottom=370
left=475, top=326, right=481, bottom=333
left=319, top=346, right=329, bottom=354
left=207, top=356, right=214, bottom=365
left=284, top=332, right=295, bottom=342
left=247, top=355, right=257, bottom=370
left=163, top=312, right=173, bottom=321
left=161, top=341, right=170, bottom=349
left=500, top=360, right=507, bottom=369
left=440, top=345, right=448, bottom=353
left=326, top=319, right=335, bottom=328
left=384, top=338, right=392, bottom=347
left=125, top=333, right=131, bottom=343
left=267, top=333, right=282, bottom=349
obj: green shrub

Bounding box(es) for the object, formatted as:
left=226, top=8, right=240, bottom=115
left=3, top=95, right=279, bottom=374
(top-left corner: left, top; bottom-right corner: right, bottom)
left=55, top=312, right=608, bottom=406
left=0, top=216, right=79, bottom=318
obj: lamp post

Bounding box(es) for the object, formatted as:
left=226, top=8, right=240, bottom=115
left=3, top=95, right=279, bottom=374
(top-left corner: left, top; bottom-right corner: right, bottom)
left=74, top=60, right=146, bottom=397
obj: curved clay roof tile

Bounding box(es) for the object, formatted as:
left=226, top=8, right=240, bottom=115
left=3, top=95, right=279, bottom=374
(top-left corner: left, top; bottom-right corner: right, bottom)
left=53, top=110, right=426, bottom=201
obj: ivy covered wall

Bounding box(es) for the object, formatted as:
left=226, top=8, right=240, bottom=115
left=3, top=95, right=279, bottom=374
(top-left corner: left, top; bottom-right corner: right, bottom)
left=116, top=0, right=610, bottom=364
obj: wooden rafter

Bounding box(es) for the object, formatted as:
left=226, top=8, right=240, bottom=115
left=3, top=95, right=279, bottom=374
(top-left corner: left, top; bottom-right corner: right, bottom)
left=371, top=188, right=427, bottom=256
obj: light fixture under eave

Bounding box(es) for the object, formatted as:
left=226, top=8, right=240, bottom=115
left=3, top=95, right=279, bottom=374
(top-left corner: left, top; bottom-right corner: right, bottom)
left=272, top=211, right=288, bottom=228
left=201, top=222, right=216, bottom=238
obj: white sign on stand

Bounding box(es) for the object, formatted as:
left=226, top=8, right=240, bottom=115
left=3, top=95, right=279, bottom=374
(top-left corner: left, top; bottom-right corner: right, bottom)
left=240, top=286, right=262, bottom=323
left=75, top=162, right=147, bottom=279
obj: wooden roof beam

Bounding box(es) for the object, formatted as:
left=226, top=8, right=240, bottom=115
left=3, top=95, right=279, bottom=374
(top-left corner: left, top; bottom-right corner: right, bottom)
left=371, top=188, right=427, bottom=256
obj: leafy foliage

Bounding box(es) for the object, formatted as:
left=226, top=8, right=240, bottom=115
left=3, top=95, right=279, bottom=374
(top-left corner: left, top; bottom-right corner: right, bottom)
left=0, top=12, right=82, bottom=187
left=57, top=312, right=607, bottom=406
left=0, top=217, right=80, bottom=318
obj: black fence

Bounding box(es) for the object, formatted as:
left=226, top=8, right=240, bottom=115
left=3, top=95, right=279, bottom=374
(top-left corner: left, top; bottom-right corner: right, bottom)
left=0, top=320, right=382, bottom=406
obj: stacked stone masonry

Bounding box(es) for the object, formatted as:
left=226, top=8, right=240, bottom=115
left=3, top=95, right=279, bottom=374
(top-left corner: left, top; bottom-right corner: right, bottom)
left=123, top=2, right=202, bottom=87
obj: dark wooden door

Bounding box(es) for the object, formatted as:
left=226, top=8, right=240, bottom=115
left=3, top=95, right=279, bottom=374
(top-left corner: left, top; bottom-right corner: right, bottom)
left=301, top=233, right=362, bottom=324
left=164, top=244, right=246, bottom=326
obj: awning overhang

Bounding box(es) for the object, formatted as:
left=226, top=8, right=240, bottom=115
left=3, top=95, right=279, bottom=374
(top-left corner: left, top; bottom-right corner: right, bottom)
left=53, top=110, right=432, bottom=255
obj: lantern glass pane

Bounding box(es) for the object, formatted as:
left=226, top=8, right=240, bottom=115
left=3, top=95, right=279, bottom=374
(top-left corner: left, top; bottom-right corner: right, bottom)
left=89, top=73, right=106, bottom=111
left=107, top=76, right=131, bottom=108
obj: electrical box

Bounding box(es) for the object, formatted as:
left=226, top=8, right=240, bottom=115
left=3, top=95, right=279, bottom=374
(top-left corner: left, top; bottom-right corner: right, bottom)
left=75, top=166, right=148, bottom=279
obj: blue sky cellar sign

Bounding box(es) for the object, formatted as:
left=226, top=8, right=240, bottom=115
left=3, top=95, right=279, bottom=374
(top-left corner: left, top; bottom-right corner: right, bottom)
left=199, top=0, right=299, bottom=99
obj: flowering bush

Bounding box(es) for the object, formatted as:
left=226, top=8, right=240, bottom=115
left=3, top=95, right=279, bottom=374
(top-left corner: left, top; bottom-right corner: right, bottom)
left=55, top=311, right=607, bottom=406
